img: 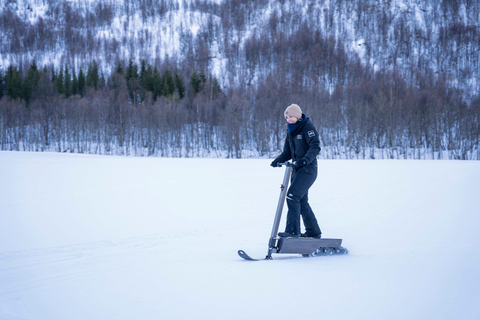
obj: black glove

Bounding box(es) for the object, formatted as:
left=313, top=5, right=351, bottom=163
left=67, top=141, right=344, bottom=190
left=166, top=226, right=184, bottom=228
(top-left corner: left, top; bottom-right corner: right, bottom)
left=270, top=159, right=280, bottom=168
left=294, top=158, right=307, bottom=170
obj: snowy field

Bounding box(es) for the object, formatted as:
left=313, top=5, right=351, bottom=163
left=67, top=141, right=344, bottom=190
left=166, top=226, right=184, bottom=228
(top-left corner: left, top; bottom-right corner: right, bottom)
left=0, top=151, right=479, bottom=320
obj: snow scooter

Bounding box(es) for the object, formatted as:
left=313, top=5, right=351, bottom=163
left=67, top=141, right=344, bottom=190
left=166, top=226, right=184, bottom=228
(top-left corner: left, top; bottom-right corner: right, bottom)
left=238, top=161, right=348, bottom=261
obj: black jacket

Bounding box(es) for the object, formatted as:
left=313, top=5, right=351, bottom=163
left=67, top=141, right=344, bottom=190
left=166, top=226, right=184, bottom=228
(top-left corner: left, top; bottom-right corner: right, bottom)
left=274, top=116, right=321, bottom=166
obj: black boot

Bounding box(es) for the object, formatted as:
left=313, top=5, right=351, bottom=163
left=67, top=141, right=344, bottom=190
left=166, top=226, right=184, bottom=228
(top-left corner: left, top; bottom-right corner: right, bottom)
left=300, top=232, right=322, bottom=239
left=278, top=232, right=300, bottom=238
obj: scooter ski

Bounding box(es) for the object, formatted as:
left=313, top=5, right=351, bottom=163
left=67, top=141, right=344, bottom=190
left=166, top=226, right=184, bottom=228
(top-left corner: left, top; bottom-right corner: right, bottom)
left=238, top=162, right=348, bottom=261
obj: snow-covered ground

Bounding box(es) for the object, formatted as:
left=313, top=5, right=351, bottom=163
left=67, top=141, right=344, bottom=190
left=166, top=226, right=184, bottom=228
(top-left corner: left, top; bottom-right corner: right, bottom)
left=0, top=151, right=479, bottom=320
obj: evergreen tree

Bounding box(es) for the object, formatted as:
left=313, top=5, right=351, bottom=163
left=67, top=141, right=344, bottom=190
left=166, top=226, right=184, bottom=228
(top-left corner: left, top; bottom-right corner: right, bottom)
left=78, top=67, right=86, bottom=96
left=64, top=65, right=72, bottom=98
left=86, top=61, right=99, bottom=90
left=56, top=66, right=64, bottom=94
left=139, top=60, right=149, bottom=102
left=126, top=60, right=139, bottom=103
left=162, top=69, right=176, bottom=97
left=22, top=60, right=41, bottom=105
left=190, top=70, right=207, bottom=95
left=115, top=62, right=124, bottom=75
left=147, top=65, right=154, bottom=91
left=190, top=70, right=201, bottom=94
left=152, top=67, right=162, bottom=101
left=6, top=66, right=22, bottom=100
left=140, top=60, right=147, bottom=87
left=209, top=75, right=222, bottom=99
left=126, top=59, right=137, bottom=81
left=0, top=67, right=4, bottom=100
left=72, top=67, right=78, bottom=96
left=50, top=66, right=56, bottom=83
left=22, top=79, right=32, bottom=104
left=140, top=61, right=154, bottom=92
left=174, top=69, right=186, bottom=99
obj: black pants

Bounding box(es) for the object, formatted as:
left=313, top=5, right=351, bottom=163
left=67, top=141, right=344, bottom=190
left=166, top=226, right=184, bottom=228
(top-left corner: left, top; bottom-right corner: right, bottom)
left=285, top=165, right=321, bottom=235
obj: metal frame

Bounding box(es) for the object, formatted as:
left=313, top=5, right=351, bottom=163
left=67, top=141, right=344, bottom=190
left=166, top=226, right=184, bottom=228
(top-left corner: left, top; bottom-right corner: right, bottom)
left=266, top=162, right=294, bottom=259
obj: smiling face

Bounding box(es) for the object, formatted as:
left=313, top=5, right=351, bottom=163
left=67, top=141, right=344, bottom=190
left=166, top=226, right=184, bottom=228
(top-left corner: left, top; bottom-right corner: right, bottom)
left=285, top=115, right=298, bottom=124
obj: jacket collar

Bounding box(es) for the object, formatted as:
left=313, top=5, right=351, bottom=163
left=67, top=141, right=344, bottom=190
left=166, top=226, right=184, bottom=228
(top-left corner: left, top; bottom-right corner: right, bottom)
left=287, top=114, right=307, bottom=134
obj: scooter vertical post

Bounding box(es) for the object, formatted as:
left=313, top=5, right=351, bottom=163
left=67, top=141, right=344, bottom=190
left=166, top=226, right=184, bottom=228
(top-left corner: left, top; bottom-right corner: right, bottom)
left=266, top=162, right=293, bottom=259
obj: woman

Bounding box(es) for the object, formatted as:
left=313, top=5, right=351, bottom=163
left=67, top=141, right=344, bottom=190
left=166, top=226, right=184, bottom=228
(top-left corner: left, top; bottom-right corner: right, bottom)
left=270, top=104, right=322, bottom=238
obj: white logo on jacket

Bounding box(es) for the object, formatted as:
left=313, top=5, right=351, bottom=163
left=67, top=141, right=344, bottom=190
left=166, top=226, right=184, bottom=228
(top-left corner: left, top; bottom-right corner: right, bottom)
left=308, top=130, right=315, bottom=137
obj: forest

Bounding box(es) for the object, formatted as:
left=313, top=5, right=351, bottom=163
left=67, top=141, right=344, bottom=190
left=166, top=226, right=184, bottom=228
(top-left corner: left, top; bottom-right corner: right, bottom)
left=0, top=0, right=479, bottom=159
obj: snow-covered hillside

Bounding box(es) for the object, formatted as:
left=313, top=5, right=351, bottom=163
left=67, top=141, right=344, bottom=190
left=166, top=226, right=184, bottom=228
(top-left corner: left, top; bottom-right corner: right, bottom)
left=0, top=151, right=479, bottom=319
left=1, top=0, right=479, bottom=95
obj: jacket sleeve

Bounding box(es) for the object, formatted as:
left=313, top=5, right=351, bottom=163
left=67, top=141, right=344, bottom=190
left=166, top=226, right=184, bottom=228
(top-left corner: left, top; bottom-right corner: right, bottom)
left=302, top=125, right=321, bottom=165
left=274, top=134, right=292, bottom=163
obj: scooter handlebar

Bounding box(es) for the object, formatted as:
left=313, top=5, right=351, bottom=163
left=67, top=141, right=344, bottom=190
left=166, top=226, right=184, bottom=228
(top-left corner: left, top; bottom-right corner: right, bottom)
left=277, top=161, right=295, bottom=168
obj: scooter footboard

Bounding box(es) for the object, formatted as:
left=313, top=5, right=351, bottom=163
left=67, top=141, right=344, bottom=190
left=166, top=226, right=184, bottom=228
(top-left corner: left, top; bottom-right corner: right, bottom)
left=276, top=238, right=343, bottom=254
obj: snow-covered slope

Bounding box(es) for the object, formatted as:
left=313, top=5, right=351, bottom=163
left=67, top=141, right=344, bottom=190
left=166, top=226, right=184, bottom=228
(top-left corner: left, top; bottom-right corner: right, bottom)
left=0, top=0, right=228, bottom=79
left=0, top=151, right=479, bottom=319
left=1, top=0, right=479, bottom=95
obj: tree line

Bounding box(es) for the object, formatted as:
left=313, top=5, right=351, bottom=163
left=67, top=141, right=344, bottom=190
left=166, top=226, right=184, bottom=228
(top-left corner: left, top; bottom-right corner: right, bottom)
left=0, top=54, right=479, bottom=160
left=0, top=59, right=230, bottom=157
left=1, top=0, right=479, bottom=159
left=1, top=59, right=206, bottom=104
